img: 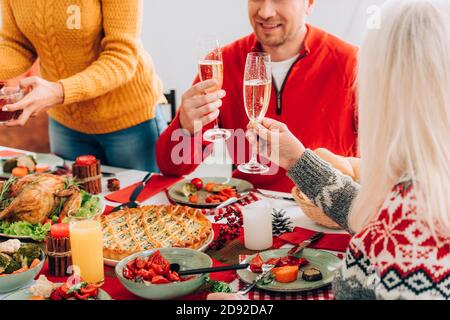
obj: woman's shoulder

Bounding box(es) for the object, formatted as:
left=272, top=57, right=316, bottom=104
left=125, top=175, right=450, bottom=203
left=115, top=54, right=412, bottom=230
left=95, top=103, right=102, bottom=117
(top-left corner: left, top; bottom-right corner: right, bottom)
left=344, top=175, right=450, bottom=299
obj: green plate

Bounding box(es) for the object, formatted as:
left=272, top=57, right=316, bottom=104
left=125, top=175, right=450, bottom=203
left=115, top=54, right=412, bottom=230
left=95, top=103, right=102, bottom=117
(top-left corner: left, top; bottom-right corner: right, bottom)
left=0, top=251, right=45, bottom=294
left=2, top=283, right=112, bottom=300
left=115, top=248, right=212, bottom=300
left=167, top=177, right=254, bottom=208
left=237, top=248, right=342, bottom=292
left=0, top=153, right=64, bottom=179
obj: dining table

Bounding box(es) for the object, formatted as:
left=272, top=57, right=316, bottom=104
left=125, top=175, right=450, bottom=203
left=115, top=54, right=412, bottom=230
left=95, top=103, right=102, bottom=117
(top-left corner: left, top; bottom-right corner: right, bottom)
left=0, top=146, right=350, bottom=301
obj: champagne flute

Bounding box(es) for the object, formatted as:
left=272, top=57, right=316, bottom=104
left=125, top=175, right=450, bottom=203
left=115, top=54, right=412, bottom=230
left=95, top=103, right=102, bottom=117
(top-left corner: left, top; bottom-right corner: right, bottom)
left=197, top=36, right=231, bottom=142
left=238, top=52, right=272, bottom=175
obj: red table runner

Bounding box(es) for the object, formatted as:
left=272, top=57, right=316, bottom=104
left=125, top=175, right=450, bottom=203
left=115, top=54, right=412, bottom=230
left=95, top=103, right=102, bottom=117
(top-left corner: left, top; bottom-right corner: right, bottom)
left=38, top=222, right=349, bottom=300
left=37, top=190, right=350, bottom=300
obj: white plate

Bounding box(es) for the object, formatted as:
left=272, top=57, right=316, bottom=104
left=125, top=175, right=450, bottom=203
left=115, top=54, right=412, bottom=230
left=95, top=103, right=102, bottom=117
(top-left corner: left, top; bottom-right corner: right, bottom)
left=0, top=153, right=64, bottom=178
left=0, top=196, right=106, bottom=241
left=0, top=150, right=35, bottom=161
left=103, top=229, right=215, bottom=267
left=1, top=283, right=112, bottom=300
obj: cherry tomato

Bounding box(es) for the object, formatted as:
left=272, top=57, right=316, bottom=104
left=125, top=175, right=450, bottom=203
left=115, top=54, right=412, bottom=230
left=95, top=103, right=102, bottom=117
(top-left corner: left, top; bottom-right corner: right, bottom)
left=298, top=258, right=309, bottom=267
left=151, top=263, right=165, bottom=275
left=126, top=260, right=137, bottom=273
left=50, top=223, right=70, bottom=239
left=167, top=272, right=180, bottom=282
left=80, top=285, right=98, bottom=297
left=190, top=178, right=204, bottom=190
left=219, top=188, right=236, bottom=197
left=189, top=195, right=199, bottom=204
left=215, top=195, right=228, bottom=202
left=151, top=275, right=170, bottom=284
left=136, top=269, right=148, bottom=278
left=162, top=263, right=171, bottom=276
left=50, top=289, right=64, bottom=301
left=265, top=258, right=281, bottom=266
left=123, top=267, right=135, bottom=280
left=73, top=291, right=91, bottom=300
left=58, top=283, right=72, bottom=299
left=144, top=269, right=157, bottom=281
left=250, top=253, right=263, bottom=273
left=205, top=182, right=217, bottom=193
left=151, top=251, right=163, bottom=264
left=75, top=155, right=97, bottom=166
left=135, top=257, right=146, bottom=269
left=181, top=276, right=195, bottom=282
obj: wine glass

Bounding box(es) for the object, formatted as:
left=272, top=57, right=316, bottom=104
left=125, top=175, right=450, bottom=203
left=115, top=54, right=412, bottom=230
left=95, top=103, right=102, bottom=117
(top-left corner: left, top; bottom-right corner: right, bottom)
left=0, top=85, right=25, bottom=123
left=197, top=36, right=231, bottom=142
left=238, top=52, right=272, bottom=175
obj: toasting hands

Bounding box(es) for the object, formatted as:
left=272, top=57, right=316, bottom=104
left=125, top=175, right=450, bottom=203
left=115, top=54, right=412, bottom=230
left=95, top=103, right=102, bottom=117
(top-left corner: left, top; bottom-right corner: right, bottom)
left=179, top=79, right=226, bottom=135
left=247, top=118, right=306, bottom=171
left=1, top=76, right=64, bottom=127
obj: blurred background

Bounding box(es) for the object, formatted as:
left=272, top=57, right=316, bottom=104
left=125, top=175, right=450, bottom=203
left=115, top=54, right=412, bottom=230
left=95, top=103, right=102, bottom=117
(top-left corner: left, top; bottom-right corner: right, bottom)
left=0, top=0, right=385, bottom=155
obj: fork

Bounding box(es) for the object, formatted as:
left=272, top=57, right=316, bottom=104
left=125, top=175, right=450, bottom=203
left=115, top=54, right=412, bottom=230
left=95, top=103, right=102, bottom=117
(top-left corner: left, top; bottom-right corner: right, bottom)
left=237, top=264, right=275, bottom=295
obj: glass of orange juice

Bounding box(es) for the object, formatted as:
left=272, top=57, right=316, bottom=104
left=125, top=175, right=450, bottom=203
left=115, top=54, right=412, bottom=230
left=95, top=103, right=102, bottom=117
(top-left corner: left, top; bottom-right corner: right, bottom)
left=69, top=217, right=104, bottom=285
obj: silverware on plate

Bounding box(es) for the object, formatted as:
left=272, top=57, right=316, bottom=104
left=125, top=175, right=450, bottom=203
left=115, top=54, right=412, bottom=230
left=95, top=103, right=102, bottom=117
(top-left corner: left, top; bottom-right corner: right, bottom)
left=237, top=232, right=325, bottom=295
left=244, top=188, right=296, bottom=202
left=288, top=232, right=324, bottom=257
left=237, top=264, right=275, bottom=295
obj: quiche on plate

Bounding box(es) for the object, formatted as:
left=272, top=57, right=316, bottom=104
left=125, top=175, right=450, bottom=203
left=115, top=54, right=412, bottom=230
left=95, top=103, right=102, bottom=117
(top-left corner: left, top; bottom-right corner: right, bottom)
left=98, top=205, right=213, bottom=262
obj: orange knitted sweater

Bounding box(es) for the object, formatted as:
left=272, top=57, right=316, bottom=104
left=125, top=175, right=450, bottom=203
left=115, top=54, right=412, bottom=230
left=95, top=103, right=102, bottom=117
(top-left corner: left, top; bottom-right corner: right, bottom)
left=0, top=0, right=164, bottom=134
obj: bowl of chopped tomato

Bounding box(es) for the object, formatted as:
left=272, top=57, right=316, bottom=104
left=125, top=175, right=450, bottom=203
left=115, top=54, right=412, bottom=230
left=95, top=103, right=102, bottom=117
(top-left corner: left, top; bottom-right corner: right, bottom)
left=115, top=248, right=212, bottom=300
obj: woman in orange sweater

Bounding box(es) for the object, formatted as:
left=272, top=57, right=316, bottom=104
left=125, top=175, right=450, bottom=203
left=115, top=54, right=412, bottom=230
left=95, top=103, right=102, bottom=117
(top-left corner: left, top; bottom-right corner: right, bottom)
left=0, top=0, right=167, bottom=171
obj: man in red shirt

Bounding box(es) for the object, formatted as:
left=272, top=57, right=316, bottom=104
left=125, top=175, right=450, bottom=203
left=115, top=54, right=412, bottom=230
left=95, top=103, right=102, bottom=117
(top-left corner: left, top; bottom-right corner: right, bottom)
left=156, top=0, right=358, bottom=193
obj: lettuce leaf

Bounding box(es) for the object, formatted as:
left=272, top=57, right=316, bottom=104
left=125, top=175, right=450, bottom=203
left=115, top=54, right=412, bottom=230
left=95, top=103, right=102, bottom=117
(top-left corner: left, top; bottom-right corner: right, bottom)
left=0, top=221, right=51, bottom=241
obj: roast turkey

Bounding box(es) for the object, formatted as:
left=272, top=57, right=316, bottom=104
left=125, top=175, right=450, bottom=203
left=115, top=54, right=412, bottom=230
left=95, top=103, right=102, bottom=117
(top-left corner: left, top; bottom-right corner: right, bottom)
left=0, top=174, right=81, bottom=224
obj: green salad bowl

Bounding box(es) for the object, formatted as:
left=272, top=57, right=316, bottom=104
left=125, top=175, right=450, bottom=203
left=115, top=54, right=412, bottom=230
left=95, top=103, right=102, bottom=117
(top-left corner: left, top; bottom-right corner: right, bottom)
left=0, top=250, right=45, bottom=293
left=115, top=248, right=212, bottom=300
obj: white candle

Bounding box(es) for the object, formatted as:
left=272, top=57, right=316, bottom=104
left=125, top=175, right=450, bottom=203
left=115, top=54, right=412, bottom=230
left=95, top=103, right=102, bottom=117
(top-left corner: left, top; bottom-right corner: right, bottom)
left=242, top=200, right=273, bottom=251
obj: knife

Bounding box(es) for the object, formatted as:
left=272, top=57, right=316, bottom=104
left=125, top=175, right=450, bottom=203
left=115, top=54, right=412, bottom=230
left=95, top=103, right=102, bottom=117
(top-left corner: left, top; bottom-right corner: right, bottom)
left=111, top=173, right=153, bottom=213
left=253, top=189, right=296, bottom=202
left=288, top=232, right=324, bottom=257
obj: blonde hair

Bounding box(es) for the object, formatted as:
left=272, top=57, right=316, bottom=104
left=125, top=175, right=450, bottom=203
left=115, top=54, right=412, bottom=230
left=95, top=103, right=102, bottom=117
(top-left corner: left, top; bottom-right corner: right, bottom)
left=349, top=0, right=450, bottom=237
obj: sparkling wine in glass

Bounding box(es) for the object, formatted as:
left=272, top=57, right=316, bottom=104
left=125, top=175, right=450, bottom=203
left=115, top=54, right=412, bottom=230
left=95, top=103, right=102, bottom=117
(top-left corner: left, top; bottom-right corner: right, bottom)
left=197, top=37, right=231, bottom=142
left=238, top=52, right=272, bottom=175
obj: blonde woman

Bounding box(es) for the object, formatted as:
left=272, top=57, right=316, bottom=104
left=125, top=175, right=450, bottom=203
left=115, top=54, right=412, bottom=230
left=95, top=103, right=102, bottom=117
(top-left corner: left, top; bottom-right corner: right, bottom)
left=0, top=0, right=167, bottom=171
left=210, top=0, right=450, bottom=300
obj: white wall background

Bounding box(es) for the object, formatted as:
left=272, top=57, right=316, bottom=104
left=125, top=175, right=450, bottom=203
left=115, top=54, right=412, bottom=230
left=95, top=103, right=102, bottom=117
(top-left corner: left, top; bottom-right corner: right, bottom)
left=141, top=0, right=386, bottom=178
left=142, top=0, right=386, bottom=106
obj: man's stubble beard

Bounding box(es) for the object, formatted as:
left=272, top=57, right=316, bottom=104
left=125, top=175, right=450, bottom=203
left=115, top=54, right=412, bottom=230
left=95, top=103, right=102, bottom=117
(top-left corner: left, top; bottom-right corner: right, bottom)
left=256, top=25, right=303, bottom=49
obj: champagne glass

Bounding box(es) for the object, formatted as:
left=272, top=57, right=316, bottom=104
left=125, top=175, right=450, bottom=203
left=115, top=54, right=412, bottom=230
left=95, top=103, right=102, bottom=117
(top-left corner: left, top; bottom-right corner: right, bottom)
left=238, top=52, right=272, bottom=175
left=197, top=36, right=231, bottom=142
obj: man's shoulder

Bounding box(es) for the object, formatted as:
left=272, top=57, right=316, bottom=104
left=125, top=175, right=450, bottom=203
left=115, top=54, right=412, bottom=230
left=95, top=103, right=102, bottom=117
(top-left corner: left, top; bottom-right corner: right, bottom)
left=309, top=25, right=358, bottom=58
left=221, top=33, right=256, bottom=57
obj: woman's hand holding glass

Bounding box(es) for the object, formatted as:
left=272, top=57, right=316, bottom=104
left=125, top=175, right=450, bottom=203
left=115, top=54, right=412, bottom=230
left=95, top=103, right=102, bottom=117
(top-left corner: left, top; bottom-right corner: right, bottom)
left=248, top=118, right=306, bottom=171
left=1, top=76, right=64, bottom=127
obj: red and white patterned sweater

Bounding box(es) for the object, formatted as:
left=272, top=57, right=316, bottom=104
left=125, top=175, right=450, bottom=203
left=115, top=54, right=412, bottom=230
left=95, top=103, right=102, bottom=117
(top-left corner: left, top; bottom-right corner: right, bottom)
left=289, top=150, right=450, bottom=300
left=341, top=179, right=450, bottom=299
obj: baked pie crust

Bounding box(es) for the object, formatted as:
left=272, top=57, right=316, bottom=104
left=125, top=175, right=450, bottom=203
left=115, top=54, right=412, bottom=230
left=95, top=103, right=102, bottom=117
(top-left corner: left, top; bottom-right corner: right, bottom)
left=98, top=205, right=212, bottom=261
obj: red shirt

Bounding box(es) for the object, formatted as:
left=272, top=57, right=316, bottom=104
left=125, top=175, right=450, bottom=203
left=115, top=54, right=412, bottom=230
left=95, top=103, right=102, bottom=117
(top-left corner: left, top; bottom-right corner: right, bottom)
left=156, top=25, right=358, bottom=193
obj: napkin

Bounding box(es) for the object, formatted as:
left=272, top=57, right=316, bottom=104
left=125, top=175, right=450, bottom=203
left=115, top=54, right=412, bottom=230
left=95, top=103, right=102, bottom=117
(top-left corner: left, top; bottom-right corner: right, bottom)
left=105, top=174, right=182, bottom=203
left=103, top=205, right=114, bottom=215
left=272, top=227, right=352, bottom=252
